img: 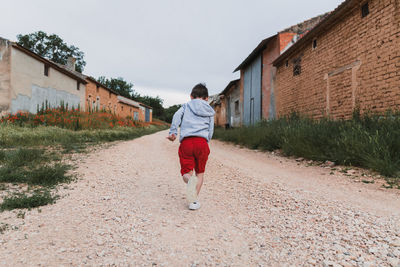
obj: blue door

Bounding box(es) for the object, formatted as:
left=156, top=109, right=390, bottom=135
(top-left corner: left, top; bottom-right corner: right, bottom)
left=145, top=108, right=150, bottom=122
left=243, top=55, right=262, bottom=126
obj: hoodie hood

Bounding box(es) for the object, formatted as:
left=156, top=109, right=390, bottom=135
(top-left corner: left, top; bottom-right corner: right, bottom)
left=187, top=99, right=215, bottom=117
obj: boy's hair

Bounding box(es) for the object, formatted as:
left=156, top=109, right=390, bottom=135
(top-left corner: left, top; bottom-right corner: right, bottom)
left=191, top=83, right=209, bottom=99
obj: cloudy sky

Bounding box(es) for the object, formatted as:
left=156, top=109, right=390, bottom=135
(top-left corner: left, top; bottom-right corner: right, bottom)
left=1, top=0, right=343, bottom=107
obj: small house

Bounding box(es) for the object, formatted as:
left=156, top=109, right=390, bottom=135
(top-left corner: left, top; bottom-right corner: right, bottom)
left=0, top=37, right=87, bottom=116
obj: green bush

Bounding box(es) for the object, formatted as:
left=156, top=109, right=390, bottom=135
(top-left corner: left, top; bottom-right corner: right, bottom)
left=214, top=111, right=400, bottom=178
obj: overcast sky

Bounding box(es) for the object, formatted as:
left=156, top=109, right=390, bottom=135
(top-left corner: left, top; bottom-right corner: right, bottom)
left=1, top=0, right=343, bottom=107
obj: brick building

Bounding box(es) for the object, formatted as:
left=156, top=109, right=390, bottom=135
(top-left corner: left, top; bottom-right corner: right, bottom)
left=234, top=14, right=328, bottom=125
left=85, top=77, right=151, bottom=121
left=273, top=0, right=400, bottom=119
left=139, top=103, right=153, bottom=122
left=85, top=76, right=119, bottom=113
left=117, top=95, right=140, bottom=119
left=211, top=79, right=241, bottom=128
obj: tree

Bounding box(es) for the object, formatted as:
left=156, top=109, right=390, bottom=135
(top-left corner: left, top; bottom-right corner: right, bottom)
left=17, top=31, right=86, bottom=73
left=163, top=104, right=182, bottom=123
left=134, top=95, right=165, bottom=119
left=97, top=76, right=134, bottom=99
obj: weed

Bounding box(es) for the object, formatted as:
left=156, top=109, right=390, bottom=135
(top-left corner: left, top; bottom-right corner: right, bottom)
left=0, top=189, right=56, bottom=211
left=362, top=180, right=375, bottom=184
left=0, top=223, right=9, bottom=234
left=17, top=210, right=25, bottom=219
left=214, top=111, right=400, bottom=181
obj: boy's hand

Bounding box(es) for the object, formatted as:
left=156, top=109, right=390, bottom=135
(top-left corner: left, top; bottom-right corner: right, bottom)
left=167, top=134, right=176, bottom=142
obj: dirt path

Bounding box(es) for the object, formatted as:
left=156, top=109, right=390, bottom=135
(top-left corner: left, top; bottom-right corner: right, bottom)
left=1, top=130, right=400, bottom=266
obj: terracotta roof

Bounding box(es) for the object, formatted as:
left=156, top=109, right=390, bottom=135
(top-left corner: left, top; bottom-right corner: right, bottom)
left=273, top=0, right=357, bottom=66
left=11, top=43, right=87, bottom=84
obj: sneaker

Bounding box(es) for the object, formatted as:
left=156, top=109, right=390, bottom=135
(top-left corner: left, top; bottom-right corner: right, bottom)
left=189, top=201, right=201, bottom=210
left=186, top=175, right=198, bottom=203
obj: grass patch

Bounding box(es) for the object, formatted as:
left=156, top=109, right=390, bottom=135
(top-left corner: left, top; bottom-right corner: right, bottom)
left=0, top=124, right=168, bottom=148
left=0, top=148, right=72, bottom=186
left=0, top=120, right=168, bottom=213
left=0, top=189, right=56, bottom=211
left=214, top=111, right=400, bottom=182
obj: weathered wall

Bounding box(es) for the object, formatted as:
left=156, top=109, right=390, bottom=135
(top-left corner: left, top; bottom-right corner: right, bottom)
left=275, top=0, right=400, bottom=119
left=213, top=103, right=223, bottom=127
left=117, top=102, right=140, bottom=118
left=261, top=37, right=280, bottom=120
left=225, top=83, right=241, bottom=127
left=0, top=38, right=11, bottom=116
left=86, top=80, right=119, bottom=113
left=10, top=48, right=86, bottom=113
left=139, top=106, right=146, bottom=121
left=239, top=70, right=244, bottom=125
left=215, top=99, right=227, bottom=127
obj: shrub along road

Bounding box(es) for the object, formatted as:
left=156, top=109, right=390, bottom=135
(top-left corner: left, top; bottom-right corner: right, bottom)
left=0, top=130, right=399, bottom=266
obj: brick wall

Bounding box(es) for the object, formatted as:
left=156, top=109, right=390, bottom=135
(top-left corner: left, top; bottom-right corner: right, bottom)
left=275, top=0, right=400, bottom=119
left=117, top=102, right=139, bottom=118
left=85, top=80, right=119, bottom=114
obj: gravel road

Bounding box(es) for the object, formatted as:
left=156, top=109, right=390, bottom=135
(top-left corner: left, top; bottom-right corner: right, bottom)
left=1, top=130, right=400, bottom=266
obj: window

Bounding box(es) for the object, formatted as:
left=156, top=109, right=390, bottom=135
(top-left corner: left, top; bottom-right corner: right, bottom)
left=121, top=106, right=124, bottom=111
left=109, top=92, right=111, bottom=98
left=44, top=65, right=49, bottom=76
left=361, top=2, right=369, bottom=18
left=312, top=39, right=317, bottom=50
left=96, top=85, right=100, bottom=93
left=234, top=100, right=239, bottom=114
left=285, top=60, right=289, bottom=67
left=293, top=57, right=302, bottom=76
left=77, top=82, right=80, bottom=90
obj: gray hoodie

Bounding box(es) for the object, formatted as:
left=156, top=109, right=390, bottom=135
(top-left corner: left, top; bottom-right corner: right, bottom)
left=169, top=99, right=215, bottom=142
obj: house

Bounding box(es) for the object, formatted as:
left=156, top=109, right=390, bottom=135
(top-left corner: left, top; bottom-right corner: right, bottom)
left=273, top=0, right=400, bottom=119
left=0, top=37, right=87, bottom=116
left=209, top=94, right=225, bottom=127
left=234, top=14, right=328, bottom=125
left=117, top=95, right=140, bottom=120
left=211, top=79, right=241, bottom=128
left=139, top=103, right=153, bottom=122
left=85, top=77, right=150, bottom=121
left=221, top=79, right=241, bottom=128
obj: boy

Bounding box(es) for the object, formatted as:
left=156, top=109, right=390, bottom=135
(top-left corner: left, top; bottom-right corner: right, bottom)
left=167, top=83, right=215, bottom=210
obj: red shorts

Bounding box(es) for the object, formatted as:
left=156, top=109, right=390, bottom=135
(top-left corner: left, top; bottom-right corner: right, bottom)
left=178, top=137, right=210, bottom=176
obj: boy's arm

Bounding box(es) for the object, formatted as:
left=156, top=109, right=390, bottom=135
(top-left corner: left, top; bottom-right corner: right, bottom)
left=169, top=105, right=185, bottom=137
left=208, top=116, right=214, bottom=142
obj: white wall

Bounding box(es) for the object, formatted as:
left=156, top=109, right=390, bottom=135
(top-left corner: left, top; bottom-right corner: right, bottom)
left=9, top=48, right=86, bottom=113
left=0, top=38, right=11, bottom=115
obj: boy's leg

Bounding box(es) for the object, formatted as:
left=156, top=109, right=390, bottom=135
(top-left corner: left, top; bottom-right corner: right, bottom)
left=193, top=139, right=210, bottom=197
left=182, top=171, right=193, bottom=184
left=195, top=172, right=204, bottom=195
left=179, top=140, right=195, bottom=184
